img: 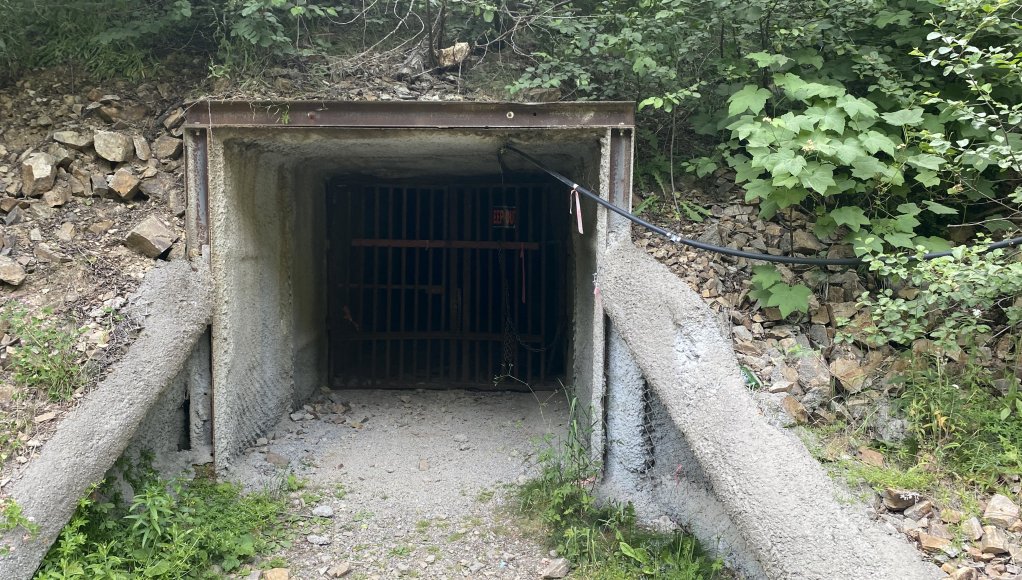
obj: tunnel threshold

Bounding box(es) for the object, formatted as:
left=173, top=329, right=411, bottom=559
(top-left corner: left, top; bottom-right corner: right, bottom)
left=182, top=99, right=634, bottom=465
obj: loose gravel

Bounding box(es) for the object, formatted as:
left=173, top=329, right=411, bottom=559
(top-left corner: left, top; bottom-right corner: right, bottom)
left=228, top=388, right=570, bottom=579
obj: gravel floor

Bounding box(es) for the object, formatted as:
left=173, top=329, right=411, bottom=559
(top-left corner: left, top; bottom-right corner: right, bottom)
left=228, top=388, right=570, bottom=579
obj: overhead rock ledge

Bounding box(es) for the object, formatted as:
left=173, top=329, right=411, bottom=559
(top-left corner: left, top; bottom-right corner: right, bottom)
left=0, top=259, right=211, bottom=579
left=598, top=240, right=941, bottom=580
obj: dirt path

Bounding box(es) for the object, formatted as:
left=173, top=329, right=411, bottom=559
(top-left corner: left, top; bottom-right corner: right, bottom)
left=229, top=389, right=570, bottom=579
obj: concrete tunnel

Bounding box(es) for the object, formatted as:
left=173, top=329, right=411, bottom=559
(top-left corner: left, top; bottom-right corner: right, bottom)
left=1, top=101, right=943, bottom=579
left=182, top=101, right=636, bottom=467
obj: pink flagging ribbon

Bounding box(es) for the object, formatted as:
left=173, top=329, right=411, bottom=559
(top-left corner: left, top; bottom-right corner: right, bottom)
left=569, top=185, right=583, bottom=235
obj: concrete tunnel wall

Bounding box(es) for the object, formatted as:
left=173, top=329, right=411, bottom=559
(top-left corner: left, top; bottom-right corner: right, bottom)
left=197, top=127, right=616, bottom=466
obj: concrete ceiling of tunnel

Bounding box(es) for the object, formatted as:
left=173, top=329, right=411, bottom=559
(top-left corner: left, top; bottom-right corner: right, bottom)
left=220, top=129, right=602, bottom=179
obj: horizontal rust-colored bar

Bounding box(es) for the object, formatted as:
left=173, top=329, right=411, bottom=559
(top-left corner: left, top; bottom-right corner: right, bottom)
left=184, top=100, right=634, bottom=129
left=334, top=332, right=543, bottom=342
left=351, top=239, right=540, bottom=250
left=337, top=283, right=445, bottom=293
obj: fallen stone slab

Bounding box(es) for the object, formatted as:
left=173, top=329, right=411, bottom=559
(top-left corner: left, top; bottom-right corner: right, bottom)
left=52, top=131, right=93, bottom=151
left=0, top=255, right=26, bottom=286
left=21, top=153, right=57, bottom=196
left=125, top=216, right=177, bottom=258
left=152, top=135, right=182, bottom=160
left=93, top=131, right=134, bottom=162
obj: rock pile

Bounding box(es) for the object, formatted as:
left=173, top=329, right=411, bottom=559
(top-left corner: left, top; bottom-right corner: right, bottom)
left=0, top=71, right=189, bottom=296
left=878, top=490, right=1022, bottom=578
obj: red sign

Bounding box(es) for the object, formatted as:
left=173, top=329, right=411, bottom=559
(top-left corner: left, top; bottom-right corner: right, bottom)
left=491, top=206, right=517, bottom=228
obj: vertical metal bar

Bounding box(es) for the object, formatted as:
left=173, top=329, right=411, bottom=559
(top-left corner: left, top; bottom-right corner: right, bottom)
left=539, top=183, right=547, bottom=388
left=186, top=128, right=209, bottom=253
left=474, top=200, right=482, bottom=384
left=385, top=186, right=394, bottom=382
left=522, top=184, right=532, bottom=385
left=447, top=187, right=457, bottom=384
left=400, top=187, right=410, bottom=381
left=426, top=187, right=434, bottom=382
left=466, top=186, right=472, bottom=385
left=371, top=186, right=381, bottom=382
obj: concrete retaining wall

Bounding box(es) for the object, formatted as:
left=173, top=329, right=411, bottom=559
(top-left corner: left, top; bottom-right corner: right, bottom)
left=598, top=240, right=942, bottom=580
left=0, top=260, right=212, bottom=580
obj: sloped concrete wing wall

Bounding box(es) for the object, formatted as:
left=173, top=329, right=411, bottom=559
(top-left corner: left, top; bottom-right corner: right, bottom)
left=598, top=240, right=942, bottom=580
left=0, top=260, right=211, bottom=579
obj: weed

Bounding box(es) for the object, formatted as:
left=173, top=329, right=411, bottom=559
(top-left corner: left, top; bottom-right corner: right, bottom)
left=283, top=473, right=307, bottom=492
left=0, top=498, right=39, bottom=555
left=893, top=356, right=1022, bottom=486
left=415, top=519, right=431, bottom=531
left=333, top=483, right=348, bottom=499
left=36, top=458, right=286, bottom=578
left=1, top=305, right=89, bottom=401
left=389, top=545, right=412, bottom=557
left=517, top=397, right=722, bottom=579
left=476, top=489, right=495, bottom=504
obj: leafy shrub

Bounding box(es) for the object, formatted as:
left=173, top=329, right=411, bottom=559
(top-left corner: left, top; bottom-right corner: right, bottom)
left=36, top=459, right=286, bottom=579
left=856, top=244, right=1022, bottom=349
left=1, top=306, right=87, bottom=401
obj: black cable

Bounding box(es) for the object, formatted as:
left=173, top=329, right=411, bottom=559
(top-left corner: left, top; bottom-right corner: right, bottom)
left=501, top=145, right=1022, bottom=266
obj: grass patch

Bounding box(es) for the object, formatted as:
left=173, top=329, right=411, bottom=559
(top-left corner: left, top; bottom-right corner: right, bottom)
left=1, top=305, right=88, bottom=401
left=35, top=456, right=287, bottom=579
left=516, top=400, right=723, bottom=579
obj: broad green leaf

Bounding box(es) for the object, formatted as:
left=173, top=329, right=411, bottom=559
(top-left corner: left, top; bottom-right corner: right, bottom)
left=765, top=284, right=812, bottom=318
left=772, top=188, right=809, bottom=207
left=743, top=178, right=773, bottom=202
left=913, top=236, right=952, bottom=252
left=836, top=94, right=878, bottom=119
left=914, top=170, right=941, bottom=187
left=923, top=200, right=957, bottom=215
left=880, top=108, right=925, bottom=127
left=751, top=265, right=782, bottom=289
left=852, top=231, right=884, bottom=256
left=818, top=106, right=847, bottom=134
left=772, top=72, right=806, bottom=93
left=884, top=232, right=915, bottom=248
left=800, top=163, right=837, bottom=194
left=859, top=131, right=898, bottom=156
left=894, top=213, right=920, bottom=232
left=728, top=85, right=773, bottom=116
left=813, top=214, right=838, bottom=238
left=747, top=52, right=791, bottom=68
left=851, top=156, right=888, bottom=180
left=793, top=49, right=824, bottom=70
left=759, top=148, right=796, bottom=173
left=906, top=153, right=944, bottom=171
left=732, top=157, right=762, bottom=182
left=896, top=202, right=921, bottom=216
left=832, top=139, right=866, bottom=164
left=830, top=206, right=870, bottom=232
left=788, top=81, right=844, bottom=101
left=773, top=154, right=808, bottom=177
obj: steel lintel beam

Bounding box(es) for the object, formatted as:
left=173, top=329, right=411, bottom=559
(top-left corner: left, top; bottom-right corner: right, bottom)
left=184, top=100, right=634, bottom=130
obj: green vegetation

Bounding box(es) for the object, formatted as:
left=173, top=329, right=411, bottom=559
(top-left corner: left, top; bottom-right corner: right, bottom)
left=894, top=355, right=1022, bottom=486
left=517, top=401, right=722, bottom=579
left=1, top=305, right=88, bottom=401
left=35, top=457, right=287, bottom=579
left=0, top=498, right=40, bottom=556
left=813, top=353, right=1022, bottom=508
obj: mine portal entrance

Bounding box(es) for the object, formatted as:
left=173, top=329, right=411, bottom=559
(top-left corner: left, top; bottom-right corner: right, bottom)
left=327, top=178, right=568, bottom=390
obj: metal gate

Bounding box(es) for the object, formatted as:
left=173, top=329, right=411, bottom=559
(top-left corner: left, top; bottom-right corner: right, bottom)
left=327, top=180, right=567, bottom=389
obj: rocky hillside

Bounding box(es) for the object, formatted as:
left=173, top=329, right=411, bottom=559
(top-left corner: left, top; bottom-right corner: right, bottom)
left=0, top=68, right=196, bottom=485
